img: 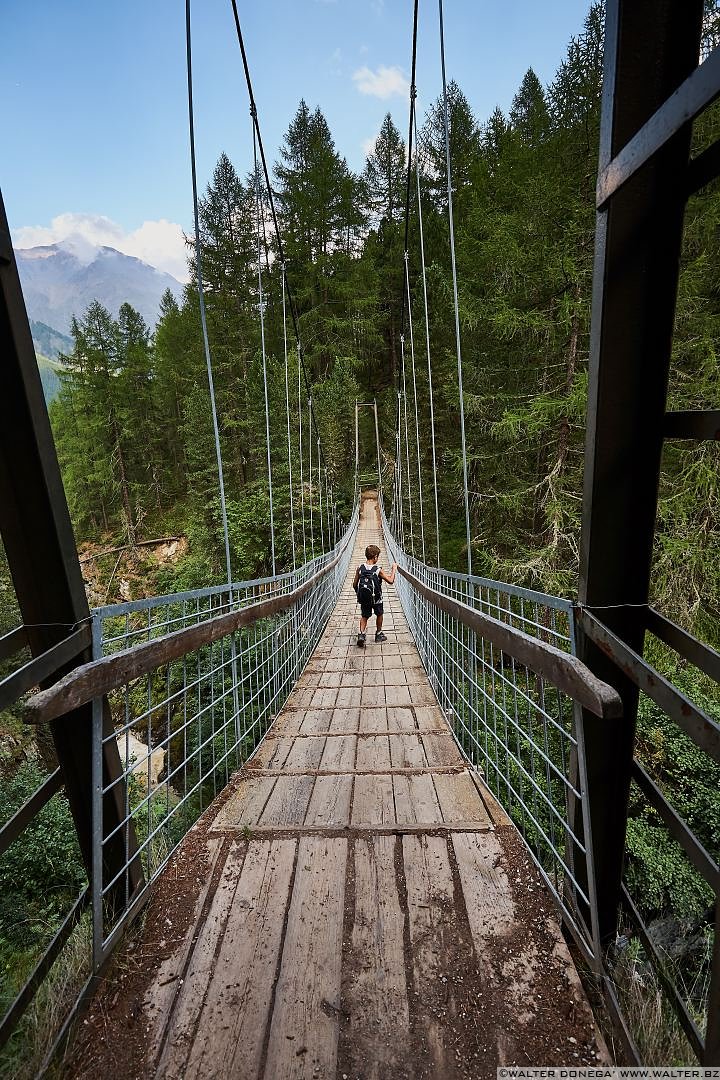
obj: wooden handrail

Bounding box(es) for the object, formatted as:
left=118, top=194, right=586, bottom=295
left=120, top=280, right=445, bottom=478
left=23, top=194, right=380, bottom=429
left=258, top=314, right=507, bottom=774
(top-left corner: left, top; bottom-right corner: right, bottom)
left=24, top=543, right=349, bottom=726
left=396, top=565, right=623, bottom=720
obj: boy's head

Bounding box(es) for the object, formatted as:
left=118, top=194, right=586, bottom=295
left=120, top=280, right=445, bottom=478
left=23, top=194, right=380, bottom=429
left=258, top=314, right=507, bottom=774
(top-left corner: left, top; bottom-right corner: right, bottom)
left=365, top=544, right=381, bottom=563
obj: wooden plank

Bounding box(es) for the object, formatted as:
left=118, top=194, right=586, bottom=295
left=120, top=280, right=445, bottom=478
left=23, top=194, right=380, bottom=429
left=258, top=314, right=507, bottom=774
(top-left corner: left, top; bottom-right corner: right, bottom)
left=285, top=736, right=325, bottom=771
left=213, top=775, right=276, bottom=829
left=433, top=771, right=492, bottom=827
left=402, top=834, right=464, bottom=1079
left=340, top=671, right=364, bottom=687
left=408, top=682, right=437, bottom=706
left=143, top=837, right=223, bottom=1064
left=389, top=733, right=427, bottom=769
left=355, top=735, right=391, bottom=772
left=358, top=706, right=388, bottom=733
left=155, top=842, right=247, bottom=1076
left=452, top=831, right=515, bottom=940
left=382, top=668, right=410, bottom=685
left=304, top=774, right=353, bottom=827
left=264, top=837, right=347, bottom=1080
left=298, top=709, right=331, bottom=734
left=221, top=820, right=492, bottom=837
left=253, top=736, right=295, bottom=771
left=310, top=687, right=338, bottom=709
left=469, top=771, right=513, bottom=827
left=360, top=684, right=385, bottom=707
left=336, top=686, right=362, bottom=708
left=341, top=836, right=409, bottom=1079
left=182, top=839, right=296, bottom=1079
left=384, top=684, right=412, bottom=707
left=289, top=688, right=315, bottom=709
left=319, top=733, right=357, bottom=771
left=259, top=775, right=315, bottom=827
left=393, top=773, right=442, bottom=825
left=414, top=705, right=448, bottom=731
left=422, top=731, right=463, bottom=767
left=385, top=706, right=415, bottom=732
left=329, top=706, right=360, bottom=733
left=351, top=774, right=395, bottom=826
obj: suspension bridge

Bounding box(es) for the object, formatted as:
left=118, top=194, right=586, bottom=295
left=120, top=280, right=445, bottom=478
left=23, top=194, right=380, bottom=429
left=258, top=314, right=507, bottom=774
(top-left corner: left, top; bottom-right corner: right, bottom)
left=1, top=0, right=719, bottom=1075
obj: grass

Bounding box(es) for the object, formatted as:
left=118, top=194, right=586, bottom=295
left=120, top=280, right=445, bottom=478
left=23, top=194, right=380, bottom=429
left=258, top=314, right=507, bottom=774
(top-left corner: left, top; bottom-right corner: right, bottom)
left=0, top=912, right=92, bottom=1080
left=609, top=932, right=712, bottom=1066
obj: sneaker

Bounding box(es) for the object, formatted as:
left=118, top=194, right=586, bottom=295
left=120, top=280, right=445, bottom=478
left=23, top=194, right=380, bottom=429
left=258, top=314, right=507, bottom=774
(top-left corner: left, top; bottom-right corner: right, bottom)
left=375, top=632, right=387, bottom=643
left=357, top=632, right=366, bottom=647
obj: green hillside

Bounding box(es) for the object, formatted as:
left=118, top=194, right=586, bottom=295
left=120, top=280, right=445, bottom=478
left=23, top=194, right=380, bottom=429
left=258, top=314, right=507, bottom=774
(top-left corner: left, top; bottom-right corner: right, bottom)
left=35, top=352, right=63, bottom=403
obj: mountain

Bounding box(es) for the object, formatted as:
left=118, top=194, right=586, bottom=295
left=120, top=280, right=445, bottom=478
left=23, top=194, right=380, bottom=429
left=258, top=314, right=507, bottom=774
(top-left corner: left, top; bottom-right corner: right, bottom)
left=15, top=238, right=184, bottom=334
left=30, top=320, right=73, bottom=361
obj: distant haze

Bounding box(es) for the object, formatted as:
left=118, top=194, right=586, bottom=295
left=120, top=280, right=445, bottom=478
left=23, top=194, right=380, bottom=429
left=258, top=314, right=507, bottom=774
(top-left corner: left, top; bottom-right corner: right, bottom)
left=15, top=238, right=185, bottom=336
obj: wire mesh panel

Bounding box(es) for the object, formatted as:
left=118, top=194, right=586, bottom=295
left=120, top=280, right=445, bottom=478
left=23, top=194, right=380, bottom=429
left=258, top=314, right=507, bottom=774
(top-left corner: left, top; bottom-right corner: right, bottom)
left=382, top=502, right=599, bottom=963
left=90, top=504, right=358, bottom=964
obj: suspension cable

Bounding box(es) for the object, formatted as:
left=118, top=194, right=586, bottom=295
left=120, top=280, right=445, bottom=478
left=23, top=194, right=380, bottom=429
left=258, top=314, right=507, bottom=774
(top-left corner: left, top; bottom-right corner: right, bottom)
left=253, top=120, right=276, bottom=576
left=308, top=397, right=315, bottom=558
left=439, top=0, right=472, bottom=575
left=404, top=251, right=426, bottom=562
left=185, top=0, right=233, bottom=589
left=317, top=437, right=325, bottom=552
left=229, top=0, right=331, bottom=478
left=399, top=334, right=414, bottom=555
left=413, top=105, right=441, bottom=566
left=281, top=266, right=296, bottom=568
left=394, top=0, right=420, bottom=550
left=297, top=350, right=307, bottom=561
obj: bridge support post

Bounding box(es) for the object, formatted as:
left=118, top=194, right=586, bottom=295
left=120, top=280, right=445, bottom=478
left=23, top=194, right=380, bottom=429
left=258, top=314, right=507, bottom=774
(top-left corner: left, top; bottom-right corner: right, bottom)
left=576, top=0, right=704, bottom=946
left=0, top=189, right=142, bottom=932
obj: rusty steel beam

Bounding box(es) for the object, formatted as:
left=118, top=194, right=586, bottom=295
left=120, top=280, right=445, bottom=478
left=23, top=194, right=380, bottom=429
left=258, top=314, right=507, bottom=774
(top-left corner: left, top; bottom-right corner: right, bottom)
left=577, top=0, right=705, bottom=947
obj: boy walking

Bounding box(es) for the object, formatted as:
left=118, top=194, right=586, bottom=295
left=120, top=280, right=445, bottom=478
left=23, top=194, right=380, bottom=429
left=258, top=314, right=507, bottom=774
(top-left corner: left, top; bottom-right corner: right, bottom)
left=352, top=544, right=397, bottom=647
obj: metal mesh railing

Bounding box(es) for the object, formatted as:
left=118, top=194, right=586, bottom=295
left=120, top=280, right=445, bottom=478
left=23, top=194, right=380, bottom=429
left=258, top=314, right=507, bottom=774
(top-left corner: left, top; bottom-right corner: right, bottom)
left=90, top=502, right=358, bottom=964
left=382, top=502, right=600, bottom=964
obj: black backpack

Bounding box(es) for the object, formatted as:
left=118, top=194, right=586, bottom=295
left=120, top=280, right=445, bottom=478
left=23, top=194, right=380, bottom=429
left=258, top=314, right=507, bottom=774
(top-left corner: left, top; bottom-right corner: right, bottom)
left=357, top=564, right=380, bottom=604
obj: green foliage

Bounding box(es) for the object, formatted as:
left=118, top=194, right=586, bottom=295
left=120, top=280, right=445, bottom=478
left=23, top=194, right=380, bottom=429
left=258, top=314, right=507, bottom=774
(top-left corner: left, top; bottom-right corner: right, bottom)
left=0, top=762, right=85, bottom=916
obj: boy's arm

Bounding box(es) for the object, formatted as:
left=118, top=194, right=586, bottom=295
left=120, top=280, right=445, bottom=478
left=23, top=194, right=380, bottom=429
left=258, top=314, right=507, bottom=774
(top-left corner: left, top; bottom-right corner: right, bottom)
left=379, top=562, right=398, bottom=584
left=352, top=566, right=360, bottom=593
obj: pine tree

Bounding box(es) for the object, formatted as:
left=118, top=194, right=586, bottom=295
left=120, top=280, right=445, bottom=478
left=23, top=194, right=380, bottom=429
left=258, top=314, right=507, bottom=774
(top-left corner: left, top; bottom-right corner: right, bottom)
left=362, top=113, right=406, bottom=228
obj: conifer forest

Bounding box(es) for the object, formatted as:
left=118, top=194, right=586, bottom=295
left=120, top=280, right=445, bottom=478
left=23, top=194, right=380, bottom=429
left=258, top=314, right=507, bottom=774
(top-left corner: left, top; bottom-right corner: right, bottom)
left=1, top=2, right=719, bottom=1071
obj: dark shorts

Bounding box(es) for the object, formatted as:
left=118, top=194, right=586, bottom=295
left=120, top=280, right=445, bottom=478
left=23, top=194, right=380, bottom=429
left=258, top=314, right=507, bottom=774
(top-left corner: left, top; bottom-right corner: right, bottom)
left=360, top=599, right=384, bottom=620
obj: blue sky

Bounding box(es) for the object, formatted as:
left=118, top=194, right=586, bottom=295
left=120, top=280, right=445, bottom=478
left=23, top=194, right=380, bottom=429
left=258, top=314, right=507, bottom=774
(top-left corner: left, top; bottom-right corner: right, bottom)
left=2, top=0, right=593, bottom=280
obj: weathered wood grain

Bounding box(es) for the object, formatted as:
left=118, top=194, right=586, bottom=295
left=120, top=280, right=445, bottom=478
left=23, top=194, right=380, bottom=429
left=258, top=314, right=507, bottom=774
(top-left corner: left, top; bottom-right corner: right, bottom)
left=351, top=773, right=395, bottom=826
left=143, top=837, right=223, bottom=1065
left=213, top=775, right=276, bottom=829
left=182, top=839, right=296, bottom=1079
left=259, top=775, right=315, bottom=826
left=341, top=835, right=409, bottom=1079
left=402, top=834, right=466, bottom=1079
left=433, top=770, right=492, bottom=826
left=319, top=733, right=357, bottom=771
left=393, top=773, right=442, bottom=825
left=156, top=842, right=247, bottom=1076
left=263, top=837, right=347, bottom=1079
left=355, top=734, right=391, bottom=772
left=389, top=733, right=427, bottom=769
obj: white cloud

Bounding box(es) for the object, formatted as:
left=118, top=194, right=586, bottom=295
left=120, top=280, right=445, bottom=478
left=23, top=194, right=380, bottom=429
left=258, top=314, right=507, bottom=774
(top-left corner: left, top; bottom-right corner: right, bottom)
left=13, top=212, right=189, bottom=282
left=352, top=64, right=408, bottom=100
left=362, top=132, right=379, bottom=158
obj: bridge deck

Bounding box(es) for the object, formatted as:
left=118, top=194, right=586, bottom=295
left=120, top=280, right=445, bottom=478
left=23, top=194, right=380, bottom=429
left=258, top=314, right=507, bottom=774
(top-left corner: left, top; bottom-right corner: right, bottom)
left=68, top=495, right=607, bottom=1079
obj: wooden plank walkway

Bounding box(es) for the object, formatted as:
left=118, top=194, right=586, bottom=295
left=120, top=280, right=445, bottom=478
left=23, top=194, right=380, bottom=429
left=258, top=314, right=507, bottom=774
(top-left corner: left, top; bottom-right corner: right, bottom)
left=67, top=494, right=609, bottom=1080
